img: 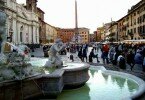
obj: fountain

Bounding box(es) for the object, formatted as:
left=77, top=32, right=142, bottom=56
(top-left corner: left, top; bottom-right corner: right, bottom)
left=0, top=5, right=144, bottom=99
left=0, top=37, right=90, bottom=99
left=0, top=40, right=145, bottom=100
left=0, top=10, right=144, bottom=99
left=26, top=37, right=145, bottom=99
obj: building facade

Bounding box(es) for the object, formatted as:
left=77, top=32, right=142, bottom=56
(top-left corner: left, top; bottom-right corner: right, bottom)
left=117, top=0, right=145, bottom=41
left=78, top=28, right=89, bottom=43
left=89, top=33, right=96, bottom=42
left=127, top=0, right=145, bottom=39
left=57, top=28, right=74, bottom=43
left=98, top=0, right=145, bottom=42
left=46, top=24, right=57, bottom=43
left=108, top=22, right=118, bottom=42
left=97, top=27, right=104, bottom=42
left=26, top=0, right=46, bottom=44
left=57, top=27, right=89, bottom=44
left=5, top=0, right=39, bottom=45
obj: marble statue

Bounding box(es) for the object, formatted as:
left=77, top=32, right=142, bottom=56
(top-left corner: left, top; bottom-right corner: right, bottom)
left=0, top=10, right=6, bottom=53
left=0, top=9, right=36, bottom=81
left=0, top=43, right=35, bottom=81
left=44, top=38, right=66, bottom=68
left=0, top=10, right=7, bottom=64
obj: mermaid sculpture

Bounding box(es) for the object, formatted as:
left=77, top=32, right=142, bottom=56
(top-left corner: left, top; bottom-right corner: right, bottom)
left=44, top=38, right=66, bottom=68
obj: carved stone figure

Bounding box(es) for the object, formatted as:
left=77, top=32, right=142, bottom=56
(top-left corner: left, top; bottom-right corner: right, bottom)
left=0, top=10, right=7, bottom=64
left=0, top=10, right=6, bottom=53
left=45, top=39, right=65, bottom=68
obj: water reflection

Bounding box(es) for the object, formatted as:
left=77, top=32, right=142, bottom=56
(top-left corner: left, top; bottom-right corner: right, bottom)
left=102, top=74, right=109, bottom=83
left=57, top=84, right=90, bottom=100
left=89, top=69, right=96, bottom=76
left=114, top=76, right=126, bottom=89
left=127, top=80, right=139, bottom=93
left=57, top=69, right=139, bottom=100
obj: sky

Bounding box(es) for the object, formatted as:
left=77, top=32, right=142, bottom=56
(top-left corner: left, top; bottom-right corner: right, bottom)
left=17, top=0, right=141, bottom=33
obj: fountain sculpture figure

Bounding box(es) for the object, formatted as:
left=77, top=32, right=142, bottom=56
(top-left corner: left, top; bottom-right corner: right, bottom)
left=0, top=9, right=7, bottom=64
left=44, top=38, right=66, bottom=68
left=0, top=9, right=35, bottom=81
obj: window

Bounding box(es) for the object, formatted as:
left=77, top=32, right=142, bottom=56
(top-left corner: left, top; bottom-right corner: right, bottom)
left=143, top=25, right=145, bottom=34
left=127, top=30, right=129, bottom=34
left=131, top=29, right=133, bottom=34
left=20, top=26, right=23, bottom=43
left=134, top=19, right=136, bottom=25
left=137, top=17, right=139, bottom=24
left=134, top=28, right=136, bottom=33
left=143, top=14, right=145, bottom=22
left=140, top=26, right=142, bottom=33
left=20, top=32, right=23, bottom=42
left=138, top=27, right=140, bottom=33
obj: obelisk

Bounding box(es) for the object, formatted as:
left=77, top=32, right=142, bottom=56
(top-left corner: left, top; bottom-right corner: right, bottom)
left=74, top=0, right=79, bottom=43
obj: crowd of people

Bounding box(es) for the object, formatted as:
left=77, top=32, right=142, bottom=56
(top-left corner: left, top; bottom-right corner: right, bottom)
left=42, top=42, right=145, bottom=72
left=101, top=43, right=145, bottom=72
left=65, top=43, right=100, bottom=63
left=66, top=42, right=145, bottom=72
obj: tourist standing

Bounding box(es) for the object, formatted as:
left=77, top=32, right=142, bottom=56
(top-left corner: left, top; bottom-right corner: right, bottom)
left=89, top=49, right=94, bottom=63
left=134, top=49, right=143, bottom=71
left=102, top=44, right=109, bottom=64
left=43, top=45, right=49, bottom=57
left=94, top=47, right=100, bottom=62
left=108, top=45, right=115, bottom=63
left=78, top=47, right=83, bottom=61
left=82, top=48, right=87, bottom=62
left=126, top=50, right=135, bottom=71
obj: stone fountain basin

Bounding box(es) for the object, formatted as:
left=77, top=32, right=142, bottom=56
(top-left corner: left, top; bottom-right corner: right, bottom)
left=62, top=63, right=90, bottom=88
left=0, top=61, right=90, bottom=100
left=90, top=66, right=145, bottom=100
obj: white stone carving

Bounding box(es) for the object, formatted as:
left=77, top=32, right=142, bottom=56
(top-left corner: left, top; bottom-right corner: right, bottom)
left=45, top=39, right=65, bottom=68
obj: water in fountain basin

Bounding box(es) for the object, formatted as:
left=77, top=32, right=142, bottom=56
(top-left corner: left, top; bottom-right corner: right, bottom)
left=28, top=58, right=143, bottom=100
left=57, top=70, right=139, bottom=100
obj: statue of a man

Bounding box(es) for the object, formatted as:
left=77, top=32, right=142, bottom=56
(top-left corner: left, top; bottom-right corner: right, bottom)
left=44, top=38, right=65, bottom=68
